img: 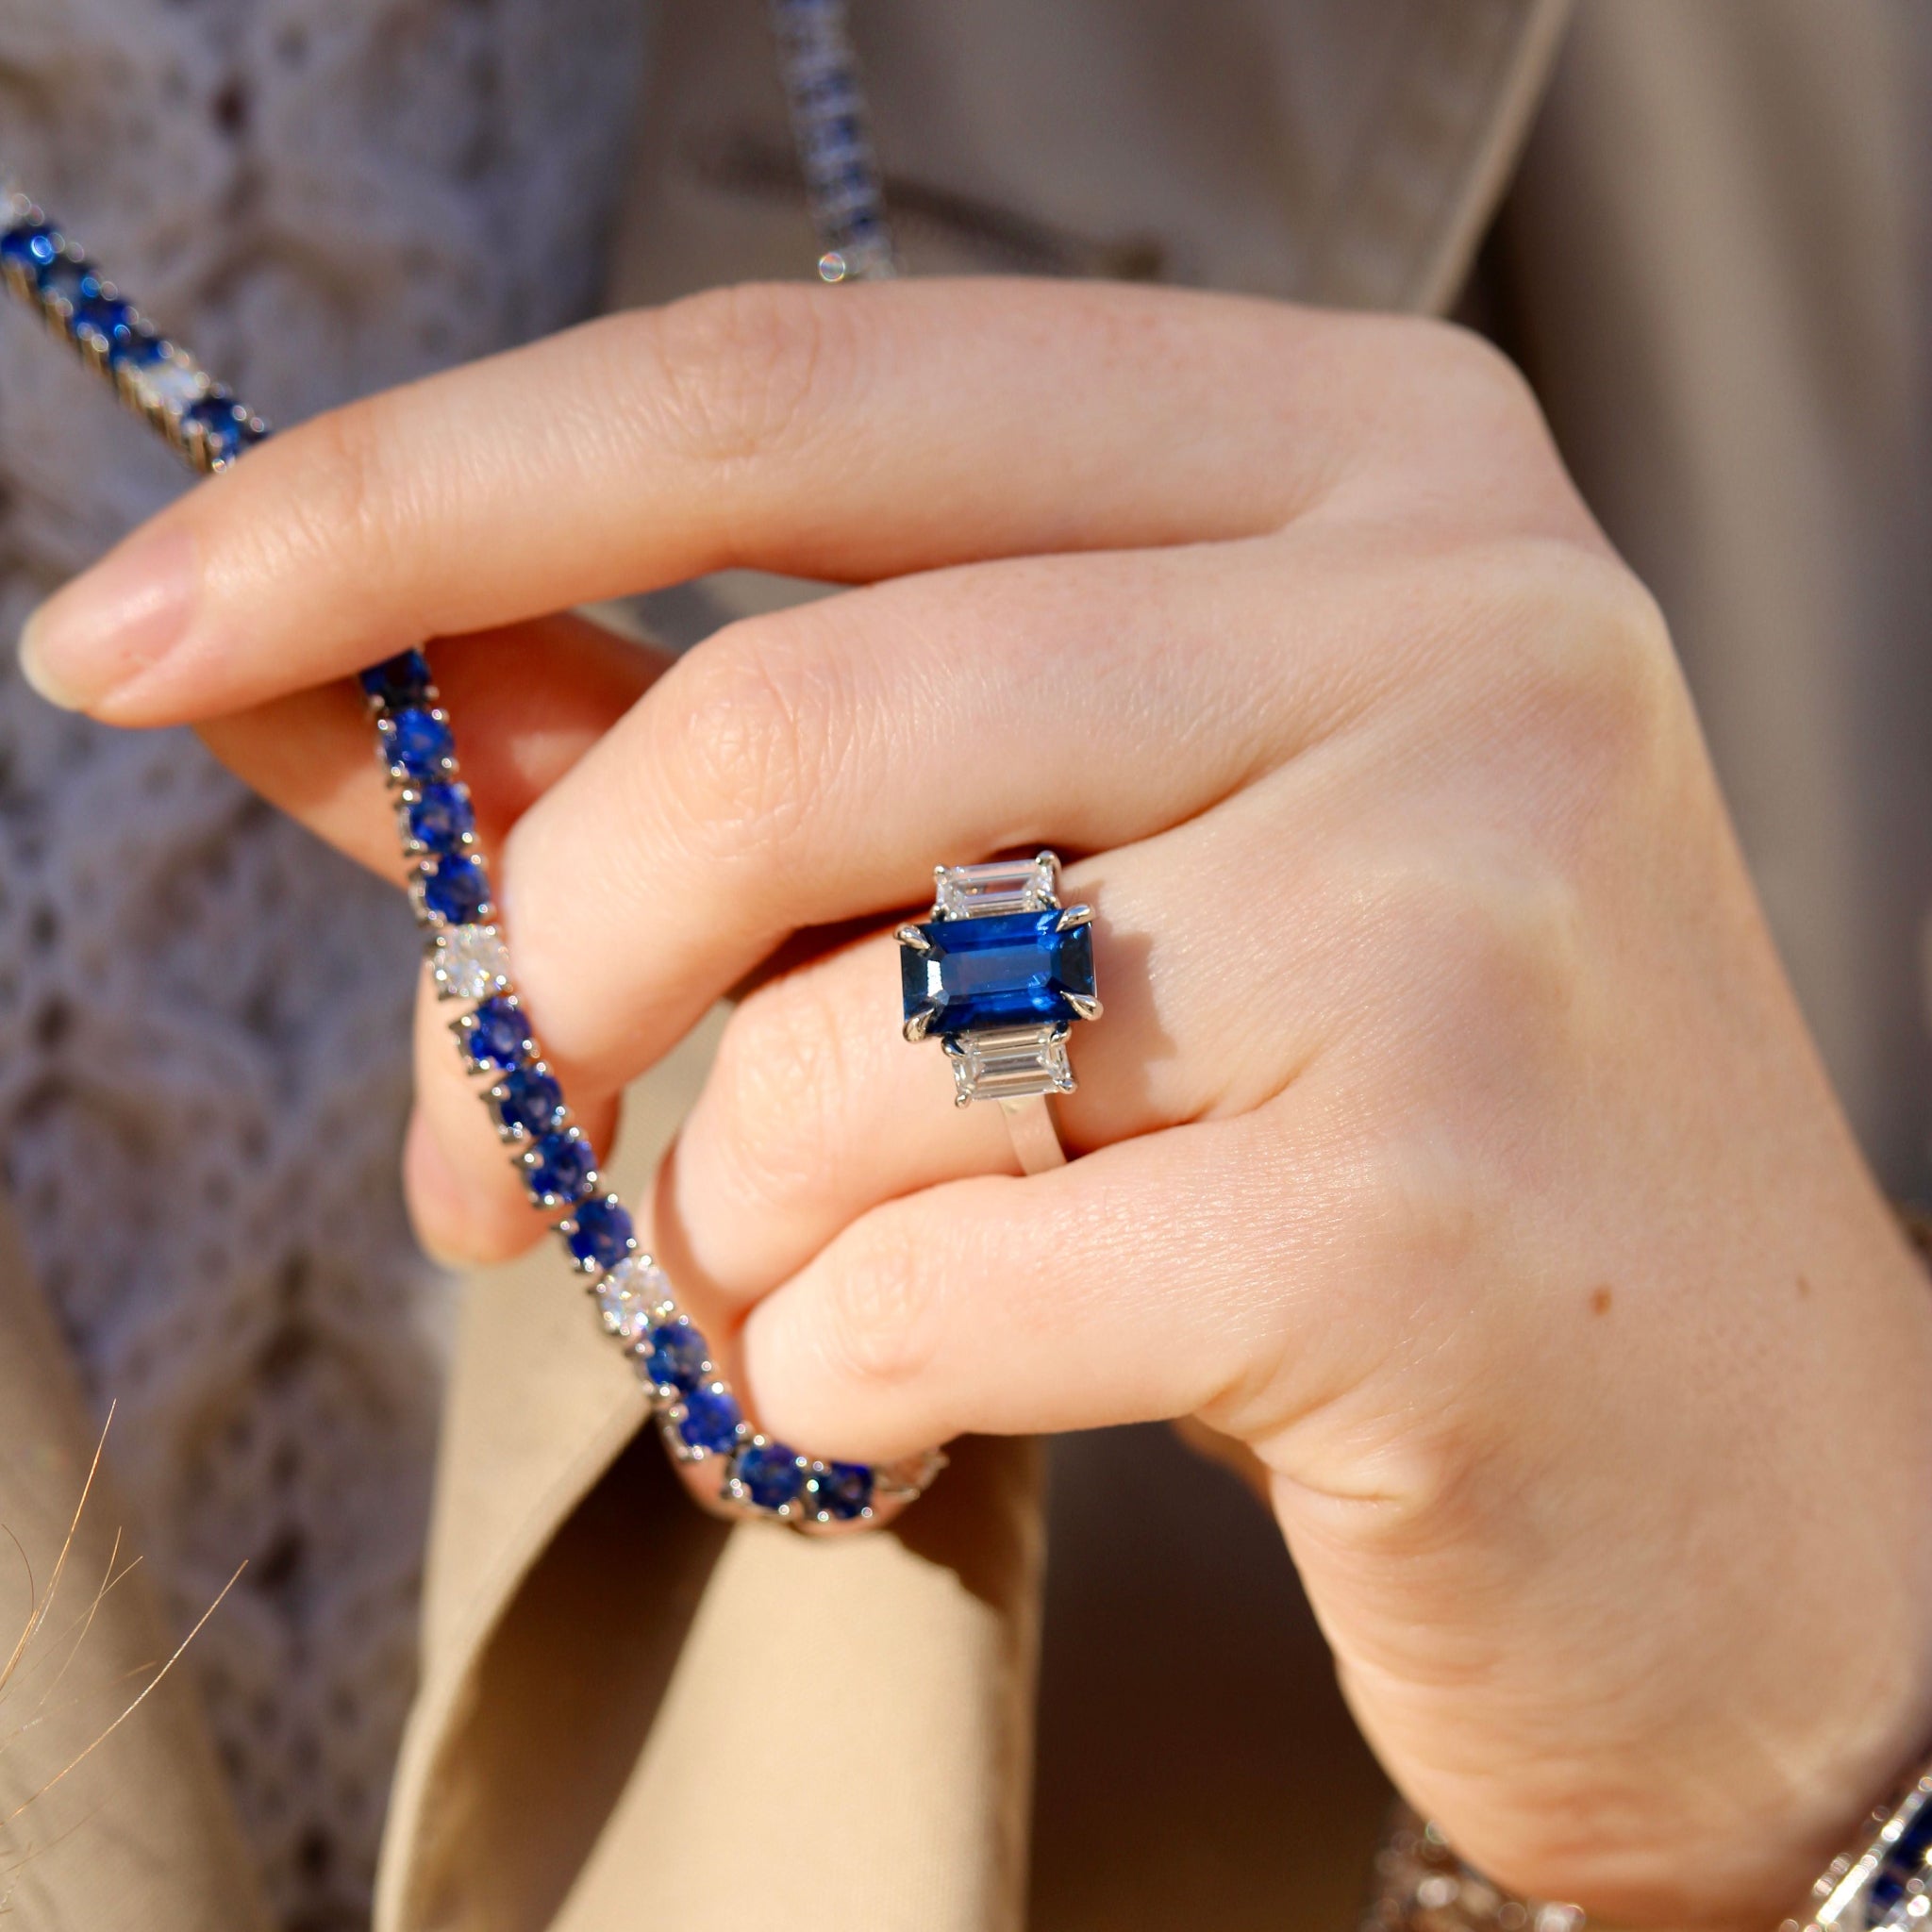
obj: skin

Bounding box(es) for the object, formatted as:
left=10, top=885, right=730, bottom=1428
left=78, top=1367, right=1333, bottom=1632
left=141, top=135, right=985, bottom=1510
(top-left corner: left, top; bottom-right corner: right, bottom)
left=20, top=278, right=1932, bottom=1927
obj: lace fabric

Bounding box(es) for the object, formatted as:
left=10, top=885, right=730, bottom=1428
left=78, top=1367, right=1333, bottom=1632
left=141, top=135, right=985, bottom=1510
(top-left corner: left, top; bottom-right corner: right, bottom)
left=0, top=3, right=648, bottom=1924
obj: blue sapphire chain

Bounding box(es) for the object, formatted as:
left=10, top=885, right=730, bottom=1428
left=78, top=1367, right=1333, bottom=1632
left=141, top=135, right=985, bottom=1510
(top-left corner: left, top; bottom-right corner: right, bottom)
left=0, top=183, right=938, bottom=1531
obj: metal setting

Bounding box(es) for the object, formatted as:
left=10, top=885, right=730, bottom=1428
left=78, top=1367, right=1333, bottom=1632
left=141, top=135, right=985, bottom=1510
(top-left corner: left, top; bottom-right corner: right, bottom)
left=1787, top=1757, right=1932, bottom=1932
left=1362, top=1807, right=1582, bottom=1932
left=0, top=189, right=263, bottom=474
left=0, top=181, right=945, bottom=1533
left=766, top=0, right=898, bottom=281
left=899, top=851, right=1100, bottom=1174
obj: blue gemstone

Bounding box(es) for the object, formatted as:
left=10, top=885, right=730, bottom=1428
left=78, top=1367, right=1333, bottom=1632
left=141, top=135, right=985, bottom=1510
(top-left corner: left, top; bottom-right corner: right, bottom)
left=463, top=994, right=528, bottom=1072
left=1897, top=1802, right=1932, bottom=1862
left=36, top=255, right=97, bottom=308
left=526, top=1130, right=596, bottom=1205
left=390, top=708, right=454, bottom=776
left=900, top=909, right=1095, bottom=1036
left=408, top=781, right=474, bottom=853
left=494, top=1064, right=563, bottom=1138
left=359, top=650, right=433, bottom=708
left=187, top=391, right=262, bottom=461
left=810, top=1461, right=874, bottom=1520
left=73, top=292, right=136, bottom=354
left=568, top=1195, right=634, bottom=1270
left=0, top=224, right=58, bottom=275
left=422, top=854, right=490, bottom=924
left=679, top=1386, right=742, bottom=1454
left=737, top=1441, right=804, bottom=1510
left=116, top=325, right=166, bottom=368
left=641, top=1322, right=708, bottom=1392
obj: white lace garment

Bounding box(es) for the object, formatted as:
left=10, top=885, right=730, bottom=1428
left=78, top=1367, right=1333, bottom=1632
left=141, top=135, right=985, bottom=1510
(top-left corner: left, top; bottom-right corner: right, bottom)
left=0, top=4, right=647, bottom=1924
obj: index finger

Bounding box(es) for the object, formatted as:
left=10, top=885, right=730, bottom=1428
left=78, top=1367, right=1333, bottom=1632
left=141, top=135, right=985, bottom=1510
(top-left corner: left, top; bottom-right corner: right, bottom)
left=22, top=278, right=1367, bottom=724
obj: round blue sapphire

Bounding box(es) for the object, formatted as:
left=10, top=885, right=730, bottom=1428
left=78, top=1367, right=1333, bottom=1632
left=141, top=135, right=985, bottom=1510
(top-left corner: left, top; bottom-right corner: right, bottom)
left=736, top=1441, right=805, bottom=1510
left=463, top=994, right=529, bottom=1072
left=567, top=1196, right=634, bottom=1270
left=389, top=708, right=454, bottom=777
left=73, top=292, right=137, bottom=356
left=494, top=1064, right=563, bottom=1138
left=678, top=1386, right=742, bottom=1454
left=408, top=781, right=474, bottom=853
left=422, top=855, right=490, bottom=924
left=187, top=392, right=262, bottom=462
left=641, top=1322, right=708, bottom=1392
left=358, top=651, right=433, bottom=708
left=38, top=255, right=99, bottom=309
left=113, top=324, right=166, bottom=369
left=526, top=1130, right=596, bottom=1205
left=809, top=1461, right=874, bottom=1520
left=0, top=224, right=58, bottom=276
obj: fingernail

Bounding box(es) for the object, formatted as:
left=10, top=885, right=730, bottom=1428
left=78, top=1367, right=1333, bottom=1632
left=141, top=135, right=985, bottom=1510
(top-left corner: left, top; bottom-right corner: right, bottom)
left=19, top=526, right=198, bottom=711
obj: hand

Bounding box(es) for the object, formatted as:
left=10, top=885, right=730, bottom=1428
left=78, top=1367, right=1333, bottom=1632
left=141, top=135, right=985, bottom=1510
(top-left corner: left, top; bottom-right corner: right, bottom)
left=25, top=279, right=1932, bottom=1929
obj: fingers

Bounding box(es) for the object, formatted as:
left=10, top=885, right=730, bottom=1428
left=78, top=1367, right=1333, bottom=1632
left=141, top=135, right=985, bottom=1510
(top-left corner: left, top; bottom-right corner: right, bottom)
left=659, top=794, right=1310, bottom=1309
left=498, top=540, right=1354, bottom=1084
left=195, top=611, right=668, bottom=881
left=23, top=279, right=1372, bottom=723
left=738, top=1107, right=1316, bottom=1464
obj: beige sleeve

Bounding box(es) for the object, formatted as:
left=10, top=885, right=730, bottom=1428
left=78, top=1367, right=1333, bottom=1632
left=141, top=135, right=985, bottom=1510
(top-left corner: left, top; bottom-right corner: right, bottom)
left=0, top=1195, right=272, bottom=1931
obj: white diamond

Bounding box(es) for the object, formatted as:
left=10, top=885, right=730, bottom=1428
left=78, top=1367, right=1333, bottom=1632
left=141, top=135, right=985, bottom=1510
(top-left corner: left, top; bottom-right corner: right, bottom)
left=933, top=854, right=1058, bottom=921
left=594, top=1256, right=667, bottom=1339
left=430, top=924, right=511, bottom=1001
left=136, top=357, right=207, bottom=414
left=944, top=1022, right=1073, bottom=1103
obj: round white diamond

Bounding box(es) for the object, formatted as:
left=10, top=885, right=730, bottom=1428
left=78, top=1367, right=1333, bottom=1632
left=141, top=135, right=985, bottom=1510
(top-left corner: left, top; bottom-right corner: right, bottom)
left=431, top=924, right=511, bottom=1001
left=595, top=1256, right=668, bottom=1340
left=136, top=358, right=207, bottom=414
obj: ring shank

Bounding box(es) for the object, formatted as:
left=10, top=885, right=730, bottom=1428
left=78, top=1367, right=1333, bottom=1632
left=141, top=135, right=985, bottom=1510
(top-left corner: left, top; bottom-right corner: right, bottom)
left=1000, top=1096, right=1067, bottom=1174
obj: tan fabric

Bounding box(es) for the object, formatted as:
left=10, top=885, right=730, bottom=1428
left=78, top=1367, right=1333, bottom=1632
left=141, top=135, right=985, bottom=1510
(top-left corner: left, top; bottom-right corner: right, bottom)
left=0, top=1194, right=271, bottom=1929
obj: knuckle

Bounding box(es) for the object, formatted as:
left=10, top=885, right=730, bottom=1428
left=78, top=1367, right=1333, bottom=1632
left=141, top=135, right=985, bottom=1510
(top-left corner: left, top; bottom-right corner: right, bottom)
left=628, top=283, right=847, bottom=467
left=270, top=399, right=416, bottom=614
left=648, top=620, right=848, bottom=868
left=705, top=972, right=854, bottom=1213
left=1490, top=540, right=1687, bottom=799
left=1363, top=848, right=1592, bottom=1092
left=814, top=1222, right=941, bottom=1391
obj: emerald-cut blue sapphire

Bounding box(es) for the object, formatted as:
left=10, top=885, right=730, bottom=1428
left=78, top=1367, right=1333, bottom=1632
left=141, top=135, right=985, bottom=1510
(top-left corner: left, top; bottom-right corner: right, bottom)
left=737, top=1441, right=804, bottom=1510
left=809, top=1461, right=874, bottom=1521
left=494, top=1064, right=564, bottom=1138
left=568, top=1196, right=634, bottom=1270
left=901, top=909, right=1094, bottom=1037
left=679, top=1386, right=742, bottom=1454
left=642, top=1322, right=708, bottom=1392
left=422, top=854, right=489, bottom=924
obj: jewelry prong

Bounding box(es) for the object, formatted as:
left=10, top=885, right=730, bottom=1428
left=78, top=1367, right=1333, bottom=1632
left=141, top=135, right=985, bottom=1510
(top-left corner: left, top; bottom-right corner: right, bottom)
left=903, top=1007, right=937, bottom=1043
left=895, top=924, right=932, bottom=952
left=1056, top=904, right=1094, bottom=932
left=1065, top=992, right=1103, bottom=1023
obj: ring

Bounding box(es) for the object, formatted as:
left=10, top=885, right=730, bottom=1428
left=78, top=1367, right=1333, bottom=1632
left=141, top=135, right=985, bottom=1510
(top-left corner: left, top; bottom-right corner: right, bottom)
left=896, top=852, right=1102, bottom=1174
